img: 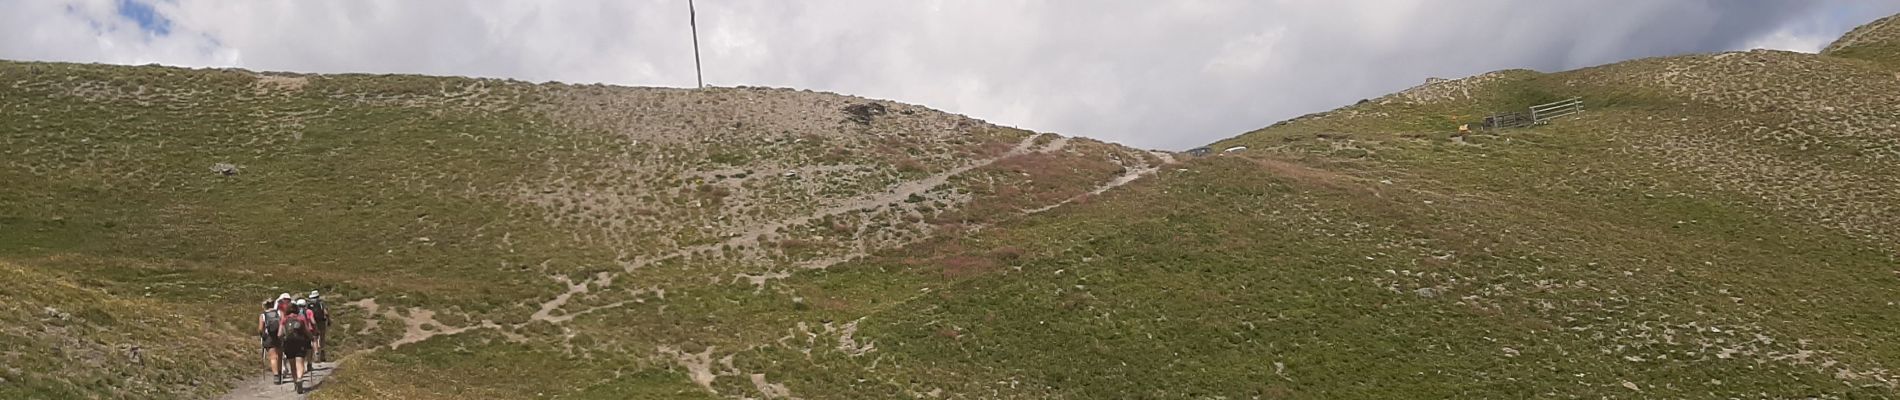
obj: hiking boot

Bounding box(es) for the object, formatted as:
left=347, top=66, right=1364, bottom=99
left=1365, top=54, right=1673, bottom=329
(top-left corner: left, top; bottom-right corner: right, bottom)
left=295, top=380, right=304, bottom=394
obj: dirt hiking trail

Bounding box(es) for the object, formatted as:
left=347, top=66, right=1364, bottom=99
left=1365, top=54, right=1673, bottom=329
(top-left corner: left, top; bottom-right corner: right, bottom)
left=218, top=362, right=338, bottom=400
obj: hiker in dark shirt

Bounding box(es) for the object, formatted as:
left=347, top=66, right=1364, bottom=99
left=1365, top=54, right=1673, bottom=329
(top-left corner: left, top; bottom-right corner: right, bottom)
left=256, top=298, right=283, bottom=380
left=306, top=291, right=329, bottom=362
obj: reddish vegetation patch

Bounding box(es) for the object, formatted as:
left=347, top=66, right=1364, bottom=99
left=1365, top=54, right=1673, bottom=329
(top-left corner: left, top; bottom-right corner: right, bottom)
left=939, top=149, right=1126, bottom=224
left=1069, top=193, right=1093, bottom=206
left=938, top=254, right=999, bottom=279
left=694, top=184, right=732, bottom=200
left=774, top=238, right=821, bottom=250
left=989, top=245, right=1026, bottom=262
left=976, top=135, right=1020, bottom=157
left=883, top=239, right=1012, bottom=280
left=895, top=158, right=927, bottom=174
left=1059, top=291, right=1095, bottom=310
left=932, top=222, right=971, bottom=237
left=812, top=296, right=853, bottom=311
left=1245, top=156, right=1363, bottom=191
left=819, top=147, right=853, bottom=164
left=825, top=221, right=854, bottom=236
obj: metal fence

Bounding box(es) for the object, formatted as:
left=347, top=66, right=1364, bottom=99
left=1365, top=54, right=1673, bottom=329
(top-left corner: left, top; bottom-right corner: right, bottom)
left=1484, top=97, right=1583, bottom=130
left=1483, top=112, right=1534, bottom=129
left=1529, top=97, right=1583, bottom=124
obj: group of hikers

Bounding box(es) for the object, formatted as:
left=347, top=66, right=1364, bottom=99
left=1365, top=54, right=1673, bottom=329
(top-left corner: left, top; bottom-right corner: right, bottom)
left=257, top=291, right=330, bottom=394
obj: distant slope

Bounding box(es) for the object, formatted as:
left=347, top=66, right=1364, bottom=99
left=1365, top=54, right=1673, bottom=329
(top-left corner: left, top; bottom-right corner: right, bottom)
left=687, top=14, right=1900, bottom=399
left=1824, top=13, right=1900, bottom=67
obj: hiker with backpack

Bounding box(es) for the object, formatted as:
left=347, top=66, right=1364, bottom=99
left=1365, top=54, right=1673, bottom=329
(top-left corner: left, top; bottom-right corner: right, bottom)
left=273, top=293, right=296, bottom=383
left=256, top=298, right=284, bottom=380
left=306, top=291, right=329, bottom=362
left=280, top=298, right=319, bottom=394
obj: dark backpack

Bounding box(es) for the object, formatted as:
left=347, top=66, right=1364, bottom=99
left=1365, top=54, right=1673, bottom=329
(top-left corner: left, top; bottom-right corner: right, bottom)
left=261, top=310, right=281, bottom=338
left=308, top=300, right=328, bottom=325
left=282, top=313, right=311, bottom=342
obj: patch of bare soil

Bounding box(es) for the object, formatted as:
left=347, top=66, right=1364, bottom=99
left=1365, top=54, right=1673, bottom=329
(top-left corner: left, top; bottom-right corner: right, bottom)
left=253, top=74, right=309, bottom=93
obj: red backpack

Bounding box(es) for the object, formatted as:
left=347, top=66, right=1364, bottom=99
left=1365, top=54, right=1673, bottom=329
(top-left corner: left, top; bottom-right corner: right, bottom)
left=282, top=312, right=312, bottom=342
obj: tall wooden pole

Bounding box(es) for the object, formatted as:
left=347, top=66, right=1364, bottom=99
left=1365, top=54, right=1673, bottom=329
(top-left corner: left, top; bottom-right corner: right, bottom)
left=690, top=0, right=704, bottom=89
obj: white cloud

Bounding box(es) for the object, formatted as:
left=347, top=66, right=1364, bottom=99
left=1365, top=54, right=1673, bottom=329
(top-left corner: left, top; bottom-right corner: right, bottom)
left=1205, top=28, right=1288, bottom=77
left=1, top=0, right=1892, bottom=149
left=1744, top=29, right=1835, bottom=53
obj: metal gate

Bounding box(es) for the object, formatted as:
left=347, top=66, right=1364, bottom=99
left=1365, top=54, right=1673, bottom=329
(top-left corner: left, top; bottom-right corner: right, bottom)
left=1529, top=97, right=1583, bottom=124
left=1484, top=97, right=1582, bottom=130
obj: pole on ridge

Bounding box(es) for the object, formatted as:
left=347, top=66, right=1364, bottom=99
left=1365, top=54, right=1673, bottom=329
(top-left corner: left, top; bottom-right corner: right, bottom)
left=689, top=0, right=704, bottom=89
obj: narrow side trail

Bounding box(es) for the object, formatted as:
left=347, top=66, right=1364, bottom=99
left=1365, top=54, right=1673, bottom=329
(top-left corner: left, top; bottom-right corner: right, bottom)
left=218, top=362, right=338, bottom=400
left=519, top=133, right=1058, bottom=327
left=1026, top=150, right=1173, bottom=214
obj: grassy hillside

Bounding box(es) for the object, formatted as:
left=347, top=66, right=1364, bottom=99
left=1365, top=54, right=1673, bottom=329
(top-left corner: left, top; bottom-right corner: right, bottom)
left=5, top=13, right=1899, bottom=400
left=0, top=61, right=1157, bottom=398
left=339, top=17, right=1897, bottom=399
left=689, top=18, right=1900, bottom=399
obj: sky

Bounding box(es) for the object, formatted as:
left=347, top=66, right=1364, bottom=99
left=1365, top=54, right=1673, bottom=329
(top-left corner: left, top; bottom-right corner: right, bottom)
left=3, top=1, right=1898, bottom=150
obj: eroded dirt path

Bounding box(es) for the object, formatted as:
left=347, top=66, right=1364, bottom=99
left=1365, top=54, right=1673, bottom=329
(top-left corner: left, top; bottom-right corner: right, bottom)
left=217, top=362, right=337, bottom=400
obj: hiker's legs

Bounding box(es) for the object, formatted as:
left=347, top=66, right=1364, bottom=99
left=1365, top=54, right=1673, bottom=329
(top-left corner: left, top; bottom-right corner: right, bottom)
left=267, top=348, right=280, bottom=376
left=313, top=321, right=328, bottom=361
left=291, top=355, right=306, bottom=393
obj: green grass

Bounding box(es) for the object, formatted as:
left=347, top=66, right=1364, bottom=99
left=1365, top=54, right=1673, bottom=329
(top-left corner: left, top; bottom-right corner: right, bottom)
left=721, top=146, right=1897, bottom=398
left=318, top=331, right=716, bottom=399
left=0, top=261, right=252, bottom=399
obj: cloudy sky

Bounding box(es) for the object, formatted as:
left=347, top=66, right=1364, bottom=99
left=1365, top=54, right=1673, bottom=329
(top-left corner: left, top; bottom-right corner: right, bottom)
left=4, top=1, right=1897, bottom=149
